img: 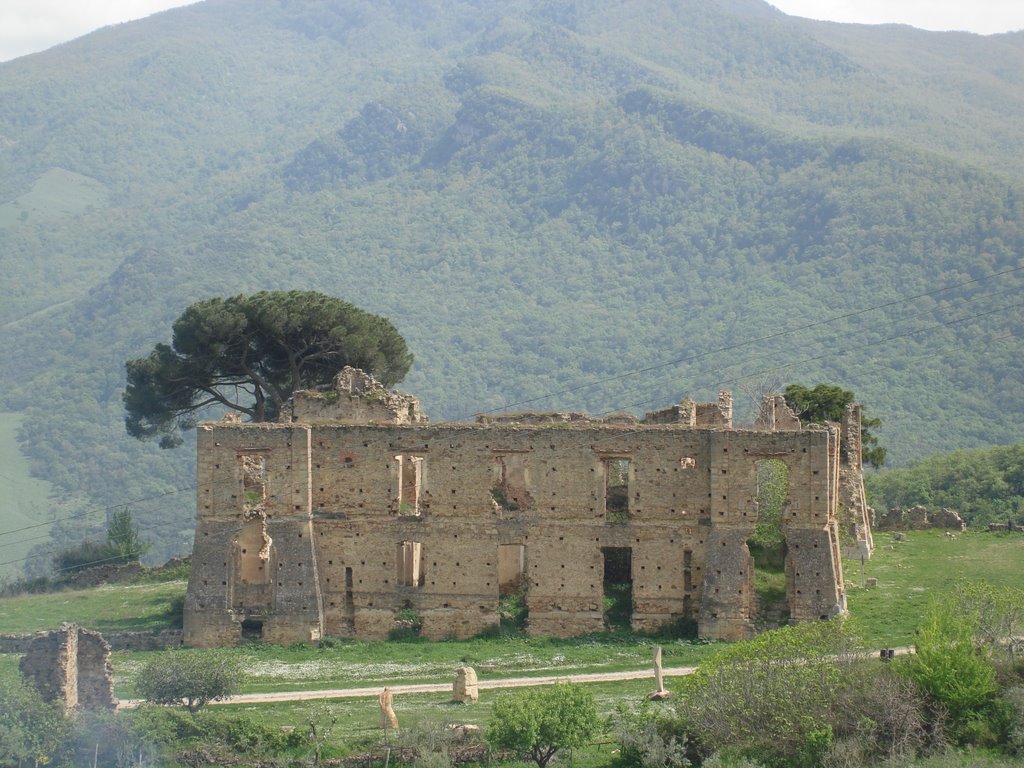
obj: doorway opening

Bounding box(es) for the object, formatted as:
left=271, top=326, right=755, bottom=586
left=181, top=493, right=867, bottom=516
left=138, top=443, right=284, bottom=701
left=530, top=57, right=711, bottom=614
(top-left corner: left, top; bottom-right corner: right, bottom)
left=749, top=459, right=790, bottom=627
left=240, top=618, right=264, bottom=642
left=602, top=546, right=633, bottom=630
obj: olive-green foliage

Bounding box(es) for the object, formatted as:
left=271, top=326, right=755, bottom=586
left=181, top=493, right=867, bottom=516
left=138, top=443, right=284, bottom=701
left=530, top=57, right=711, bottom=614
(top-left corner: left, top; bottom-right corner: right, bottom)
left=0, top=677, right=70, bottom=767
left=867, top=443, right=1024, bottom=528
left=488, top=682, right=600, bottom=768
left=51, top=507, right=149, bottom=574
left=674, top=620, right=865, bottom=766
left=949, top=581, right=1024, bottom=672
left=124, top=290, right=413, bottom=448
left=135, top=651, right=245, bottom=714
left=126, top=706, right=306, bottom=764
left=750, top=459, right=788, bottom=552
left=612, top=701, right=689, bottom=768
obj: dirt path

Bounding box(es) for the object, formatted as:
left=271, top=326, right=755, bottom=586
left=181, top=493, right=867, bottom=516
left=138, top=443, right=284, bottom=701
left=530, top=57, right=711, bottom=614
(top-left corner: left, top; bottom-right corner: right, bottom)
left=116, top=665, right=697, bottom=709
left=116, top=647, right=913, bottom=710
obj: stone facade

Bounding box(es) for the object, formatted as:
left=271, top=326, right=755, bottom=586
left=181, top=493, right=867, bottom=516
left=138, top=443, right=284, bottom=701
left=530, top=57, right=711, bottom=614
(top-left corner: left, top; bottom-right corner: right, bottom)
left=18, top=623, right=116, bottom=711
left=184, top=374, right=863, bottom=646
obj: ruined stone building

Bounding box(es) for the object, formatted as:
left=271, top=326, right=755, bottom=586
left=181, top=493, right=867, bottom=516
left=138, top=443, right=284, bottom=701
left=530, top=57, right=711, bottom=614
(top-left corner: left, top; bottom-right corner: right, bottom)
left=19, top=624, right=116, bottom=711
left=184, top=369, right=871, bottom=646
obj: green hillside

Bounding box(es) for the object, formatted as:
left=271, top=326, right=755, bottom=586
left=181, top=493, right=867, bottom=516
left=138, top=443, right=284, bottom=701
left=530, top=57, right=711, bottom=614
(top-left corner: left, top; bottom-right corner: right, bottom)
left=0, top=414, right=58, bottom=578
left=0, top=0, right=1021, bottom=567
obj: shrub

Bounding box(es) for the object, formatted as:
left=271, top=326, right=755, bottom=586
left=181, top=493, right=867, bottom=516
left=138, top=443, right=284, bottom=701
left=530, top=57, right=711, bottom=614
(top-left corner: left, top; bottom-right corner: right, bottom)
left=0, top=678, right=70, bottom=766
left=488, top=682, right=600, bottom=768
left=612, top=701, right=689, bottom=768
left=896, top=598, right=999, bottom=743
left=135, top=651, right=244, bottom=714
left=674, top=620, right=865, bottom=764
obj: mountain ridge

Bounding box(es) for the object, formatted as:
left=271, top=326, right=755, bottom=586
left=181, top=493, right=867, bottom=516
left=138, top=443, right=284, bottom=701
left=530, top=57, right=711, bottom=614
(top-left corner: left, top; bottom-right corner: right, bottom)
left=0, top=0, right=1021, bottom=569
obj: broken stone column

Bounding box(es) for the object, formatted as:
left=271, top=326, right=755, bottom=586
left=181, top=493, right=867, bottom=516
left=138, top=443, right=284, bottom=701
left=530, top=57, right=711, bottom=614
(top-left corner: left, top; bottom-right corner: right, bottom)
left=648, top=645, right=671, bottom=700
left=453, top=666, right=479, bottom=703
left=378, top=687, right=399, bottom=729
left=18, top=623, right=116, bottom=711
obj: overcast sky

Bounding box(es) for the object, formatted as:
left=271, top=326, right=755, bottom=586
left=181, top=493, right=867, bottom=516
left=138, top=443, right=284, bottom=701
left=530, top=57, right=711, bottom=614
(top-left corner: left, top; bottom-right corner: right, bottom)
left=1, top=0, right=1022, bottom=63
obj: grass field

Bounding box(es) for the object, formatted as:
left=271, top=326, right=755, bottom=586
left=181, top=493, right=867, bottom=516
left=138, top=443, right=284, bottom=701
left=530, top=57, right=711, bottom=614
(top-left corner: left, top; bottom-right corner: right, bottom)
left=0, top=579, right=186, bottom=634
left=110, top=632, right=720, bottom=699
left=0, top=168, right=108, bottom=229
left=844, top=529, right=1024, bottom=645
left=2, top=529, right=1024, bottom=766
left=0, top=412, right=58, bottom=579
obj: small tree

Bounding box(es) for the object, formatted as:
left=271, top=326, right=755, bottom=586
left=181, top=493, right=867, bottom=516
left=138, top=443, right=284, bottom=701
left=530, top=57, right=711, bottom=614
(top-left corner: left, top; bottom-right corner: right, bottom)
left=488, top=682, right=599, bottom=768
left=135, top=652, right=243, bottom=715
left=783, top=383, right=886, bottom=468
left=0, top=677, right=70, bottom=766
left=107, top=506, right=150, bottom=563
left=897, top=595, right=999, bottom=742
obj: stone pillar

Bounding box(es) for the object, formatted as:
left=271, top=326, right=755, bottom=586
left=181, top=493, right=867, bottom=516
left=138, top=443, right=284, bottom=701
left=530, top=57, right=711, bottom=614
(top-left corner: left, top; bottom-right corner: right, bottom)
left=453, top=666, right=479, bottom=703
left=18, top=624, right=116, bottom=711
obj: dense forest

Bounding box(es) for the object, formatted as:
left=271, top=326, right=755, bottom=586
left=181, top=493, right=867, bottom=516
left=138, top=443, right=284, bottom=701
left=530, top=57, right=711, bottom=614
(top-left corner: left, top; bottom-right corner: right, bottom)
left=0, top=0, right=1021, bottom=570
left=867, top=442, right=1024, bottom=529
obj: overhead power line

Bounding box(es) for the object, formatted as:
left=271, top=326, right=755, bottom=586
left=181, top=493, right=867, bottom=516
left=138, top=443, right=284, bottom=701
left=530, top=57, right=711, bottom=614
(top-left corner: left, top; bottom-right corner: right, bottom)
left=466, top=264, right=1024, bottom=418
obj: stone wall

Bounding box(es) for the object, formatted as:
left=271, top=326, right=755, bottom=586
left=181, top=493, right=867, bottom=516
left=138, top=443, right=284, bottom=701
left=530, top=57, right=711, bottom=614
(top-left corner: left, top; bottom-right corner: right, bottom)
left=183, top=375, right=857, bottom=646
left=875, top=504, right=967, bottom=531
left=17, top=624, right=116, bottom=711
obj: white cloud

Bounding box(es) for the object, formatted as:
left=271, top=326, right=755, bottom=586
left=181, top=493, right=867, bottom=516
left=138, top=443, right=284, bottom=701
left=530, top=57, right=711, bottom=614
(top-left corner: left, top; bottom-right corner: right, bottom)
left=0, top=1, right=194, bottom=62
left=1, top=1, right=1022, bottom=64
left=769, top=0, right=1024, bottom=35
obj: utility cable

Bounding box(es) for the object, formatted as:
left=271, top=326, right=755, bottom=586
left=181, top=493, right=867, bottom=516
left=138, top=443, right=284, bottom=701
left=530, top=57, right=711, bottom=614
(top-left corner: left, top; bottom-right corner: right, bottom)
left=461, top=264, right=1024, bottom=419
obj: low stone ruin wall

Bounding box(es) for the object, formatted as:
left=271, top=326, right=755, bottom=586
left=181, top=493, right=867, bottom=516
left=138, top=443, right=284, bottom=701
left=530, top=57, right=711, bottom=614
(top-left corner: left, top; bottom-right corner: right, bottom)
left=874, top=505, right=966, bottom=531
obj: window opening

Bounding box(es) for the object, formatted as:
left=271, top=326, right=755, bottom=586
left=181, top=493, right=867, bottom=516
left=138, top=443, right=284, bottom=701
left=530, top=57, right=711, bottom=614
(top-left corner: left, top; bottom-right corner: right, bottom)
left=241, top=453, right=267, bottom=510
left=344, top=566, right=354, bottom=616
left=395, top=455, right=423, bottom=515
left=498, top=544, right=526, bottom=595
left=397, top=541, right=424, bottom=587
left=491, top=454, right=531, bottom=512
left=602, top=547, right=633, bottom=630
left=237, top=520, right=271, bottom=586
left=604, top=458, right=630, bottom=522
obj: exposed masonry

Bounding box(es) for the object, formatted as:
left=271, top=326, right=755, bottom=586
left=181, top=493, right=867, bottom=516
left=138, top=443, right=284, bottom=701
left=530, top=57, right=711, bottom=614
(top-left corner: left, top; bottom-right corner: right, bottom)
left=18, top=623, right=116, bottom=711
left=184, top=368, right=869, bottom=646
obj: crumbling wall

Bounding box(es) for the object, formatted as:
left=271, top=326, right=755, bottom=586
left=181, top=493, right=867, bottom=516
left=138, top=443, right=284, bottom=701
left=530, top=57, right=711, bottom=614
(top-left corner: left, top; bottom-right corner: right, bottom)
left=754, top=395, right=801, bottom=431
left=875, top=505, right=967, bottom=531
left=18, top=624, right=116, bottom=711
left=289, top=367, right=427, bottom=425
left=184, top=424, right=323, bottom=647
left=839, top=404, right=874, bottom=558
left=184, top=383, right=853, bottom=645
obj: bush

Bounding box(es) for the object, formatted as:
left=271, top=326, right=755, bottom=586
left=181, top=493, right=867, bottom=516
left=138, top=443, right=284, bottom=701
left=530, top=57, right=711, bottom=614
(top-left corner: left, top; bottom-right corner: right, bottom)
left=135, top=651, right=244, bottom=714
left=612, top=701, right=689, bottom=768
left=488, top=682, right=600, bottom=768
left=896, top=598, right=999, bottom=743
left=0, top=678, right=70, bottom=766
left=674, top=620, right=865, bottom=764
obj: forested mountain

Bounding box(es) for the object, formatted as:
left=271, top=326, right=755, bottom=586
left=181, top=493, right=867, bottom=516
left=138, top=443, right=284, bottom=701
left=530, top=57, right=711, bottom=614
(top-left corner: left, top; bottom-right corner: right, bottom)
left=0, top=0, right=1021, bottom=569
